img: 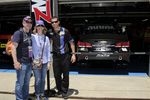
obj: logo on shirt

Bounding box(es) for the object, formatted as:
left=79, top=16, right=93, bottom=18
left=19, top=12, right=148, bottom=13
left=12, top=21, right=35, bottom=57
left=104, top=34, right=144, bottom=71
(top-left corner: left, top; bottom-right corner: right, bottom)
left=59, top=31, right=65, bottom=36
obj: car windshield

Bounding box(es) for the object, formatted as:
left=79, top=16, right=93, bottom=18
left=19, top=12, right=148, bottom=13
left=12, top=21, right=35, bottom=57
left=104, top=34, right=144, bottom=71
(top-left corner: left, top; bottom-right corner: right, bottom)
left=83, top=24, right=118, bottom=35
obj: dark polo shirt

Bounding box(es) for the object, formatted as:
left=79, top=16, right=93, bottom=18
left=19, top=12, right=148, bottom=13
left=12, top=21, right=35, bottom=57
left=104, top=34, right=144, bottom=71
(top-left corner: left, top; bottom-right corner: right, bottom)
left=12, top=28, right=32, bottom=63
left=49, top=27, right=74, bottom=55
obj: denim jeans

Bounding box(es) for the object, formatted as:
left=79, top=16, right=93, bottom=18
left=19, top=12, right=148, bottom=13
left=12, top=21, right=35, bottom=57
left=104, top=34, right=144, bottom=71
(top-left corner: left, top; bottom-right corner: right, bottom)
left=33, top=63, right=48, bottom=96
left=15, top=63, right=32, bottom=100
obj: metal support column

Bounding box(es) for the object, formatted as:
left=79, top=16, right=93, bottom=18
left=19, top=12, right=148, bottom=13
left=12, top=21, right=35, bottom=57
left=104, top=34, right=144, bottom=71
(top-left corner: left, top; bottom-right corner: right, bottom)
left=147, top=55, right=150, bottom=76
left=45, top=0, right=58, bottom=97
left=52, top=0, right=58, bottom=17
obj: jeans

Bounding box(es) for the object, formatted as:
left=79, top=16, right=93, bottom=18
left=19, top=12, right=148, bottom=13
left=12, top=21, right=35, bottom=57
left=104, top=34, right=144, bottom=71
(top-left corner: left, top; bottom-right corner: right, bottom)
left=33, top=63, right=48, bottom=96
left=15, top=63, right=32, bottom=100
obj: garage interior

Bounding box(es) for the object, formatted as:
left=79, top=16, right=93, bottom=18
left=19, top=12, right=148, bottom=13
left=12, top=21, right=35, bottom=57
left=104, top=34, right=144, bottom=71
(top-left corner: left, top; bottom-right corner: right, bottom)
left=58, top=0, right=150, bottom=52
left=0, top=0, right=149, bottom=66
left=0, top=0, right=149, bottom=51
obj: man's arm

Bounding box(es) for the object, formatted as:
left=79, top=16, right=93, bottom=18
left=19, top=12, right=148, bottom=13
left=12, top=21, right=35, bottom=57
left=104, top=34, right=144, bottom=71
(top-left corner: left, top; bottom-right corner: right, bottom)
left=70, top=41, right=76, bottom=63
left=65, top=28, right=76, bottom=63
left=11, top=42, right=21, bottom=70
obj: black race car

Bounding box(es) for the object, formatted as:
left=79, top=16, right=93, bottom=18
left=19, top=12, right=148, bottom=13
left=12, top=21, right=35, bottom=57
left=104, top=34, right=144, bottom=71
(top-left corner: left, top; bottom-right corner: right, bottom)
left=76, top=24, right=130, bottom=64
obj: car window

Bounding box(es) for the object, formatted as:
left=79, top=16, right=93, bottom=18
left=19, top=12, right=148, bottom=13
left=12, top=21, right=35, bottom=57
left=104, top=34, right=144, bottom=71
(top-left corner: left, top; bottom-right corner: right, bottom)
left=84, top=24, right=115, bottom=34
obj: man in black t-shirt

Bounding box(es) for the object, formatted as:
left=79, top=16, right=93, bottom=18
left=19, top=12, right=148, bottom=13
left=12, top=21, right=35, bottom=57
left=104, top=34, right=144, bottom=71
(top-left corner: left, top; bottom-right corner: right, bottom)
left=49, top=16, right=76, bottom=99
left=11, top=16, right=33, bottom=100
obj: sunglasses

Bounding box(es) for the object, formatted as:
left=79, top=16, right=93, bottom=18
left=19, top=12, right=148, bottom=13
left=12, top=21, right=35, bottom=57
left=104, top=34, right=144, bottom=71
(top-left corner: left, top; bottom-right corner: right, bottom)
left=25, top=20, right=33, bottom=24
left=51, top=20, right=58, bottom=24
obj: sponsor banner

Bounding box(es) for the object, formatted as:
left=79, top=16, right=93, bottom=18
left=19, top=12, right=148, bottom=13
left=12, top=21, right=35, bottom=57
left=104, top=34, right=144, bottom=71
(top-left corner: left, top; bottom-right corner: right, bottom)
left=31, top=0, right=52, bottom=24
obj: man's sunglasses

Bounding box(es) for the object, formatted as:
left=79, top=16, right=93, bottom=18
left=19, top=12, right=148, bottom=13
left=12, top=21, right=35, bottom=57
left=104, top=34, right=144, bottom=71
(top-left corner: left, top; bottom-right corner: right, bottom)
left=51, top=20, right=58, bottom=24
left=25, top=20, right=33, bottom=24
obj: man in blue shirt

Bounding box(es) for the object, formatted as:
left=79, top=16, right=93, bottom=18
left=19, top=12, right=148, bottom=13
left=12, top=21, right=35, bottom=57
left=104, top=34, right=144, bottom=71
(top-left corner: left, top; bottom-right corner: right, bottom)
left=11, top=16, right=33, bottom=100
left=49, top=16, right=76, bottom=99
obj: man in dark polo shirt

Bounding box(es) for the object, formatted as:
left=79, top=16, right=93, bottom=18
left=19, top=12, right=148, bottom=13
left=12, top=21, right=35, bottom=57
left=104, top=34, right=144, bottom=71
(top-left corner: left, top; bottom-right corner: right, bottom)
left=49, top=16, right=76, bottom=99
left=11, top=16, right=33, bottom=100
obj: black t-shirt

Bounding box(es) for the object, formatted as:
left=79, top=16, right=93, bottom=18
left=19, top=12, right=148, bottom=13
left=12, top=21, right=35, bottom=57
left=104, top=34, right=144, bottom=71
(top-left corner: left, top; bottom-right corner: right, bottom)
left=12, top=28, right=32, bottom=63
left=48, top=27, right=74, bottom=54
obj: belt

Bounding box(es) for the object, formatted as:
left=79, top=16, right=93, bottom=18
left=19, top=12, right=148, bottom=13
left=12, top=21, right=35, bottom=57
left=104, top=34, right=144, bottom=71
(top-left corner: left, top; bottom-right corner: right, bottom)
left=52, top=52, right=69, bottom=55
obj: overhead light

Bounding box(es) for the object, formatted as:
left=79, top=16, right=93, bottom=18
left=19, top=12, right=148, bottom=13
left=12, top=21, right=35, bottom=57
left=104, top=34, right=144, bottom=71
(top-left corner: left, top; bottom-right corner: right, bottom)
left=142, top=19, right=148, bottom=22
left=98, top=3, right=103, bottom=7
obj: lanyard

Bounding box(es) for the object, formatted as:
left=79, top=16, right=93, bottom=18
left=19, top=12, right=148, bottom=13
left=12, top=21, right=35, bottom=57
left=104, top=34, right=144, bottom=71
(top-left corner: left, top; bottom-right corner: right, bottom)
left=37, top=35, right=46, bottom=59
left=23, top=32, right=31, bottom=46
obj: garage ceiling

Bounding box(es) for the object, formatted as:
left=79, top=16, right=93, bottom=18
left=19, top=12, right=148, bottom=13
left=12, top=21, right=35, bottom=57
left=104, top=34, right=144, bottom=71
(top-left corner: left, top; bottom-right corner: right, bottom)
left=0, top=0, right=30, bottom=21
left=59, top=0, right=149, bottom=4
left=0, top=0, right=29, bottom=4
left=0, top=0, right=149, bottom=21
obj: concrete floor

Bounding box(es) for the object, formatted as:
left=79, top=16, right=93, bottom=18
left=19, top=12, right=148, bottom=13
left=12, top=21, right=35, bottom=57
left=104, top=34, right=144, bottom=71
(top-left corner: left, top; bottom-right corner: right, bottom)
left=0, top=72, right=150, bottom=100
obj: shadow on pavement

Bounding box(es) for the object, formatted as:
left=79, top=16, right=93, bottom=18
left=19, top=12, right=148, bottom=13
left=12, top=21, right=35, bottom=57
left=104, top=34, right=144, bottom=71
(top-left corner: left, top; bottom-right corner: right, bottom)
left=0, top=91, right=15, bottom=95
left=52, top=96, right=150, bottom=100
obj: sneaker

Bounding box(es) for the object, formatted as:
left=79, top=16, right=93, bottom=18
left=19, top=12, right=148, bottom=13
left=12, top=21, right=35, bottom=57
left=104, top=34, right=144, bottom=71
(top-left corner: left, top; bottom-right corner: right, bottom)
left=28, top=98, right=32, bottom=100
left=41, top=96, right=48, bottom=100
left=55, top=91, right=62, bottom=97
left=62, top=93, right=68, bottom=99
